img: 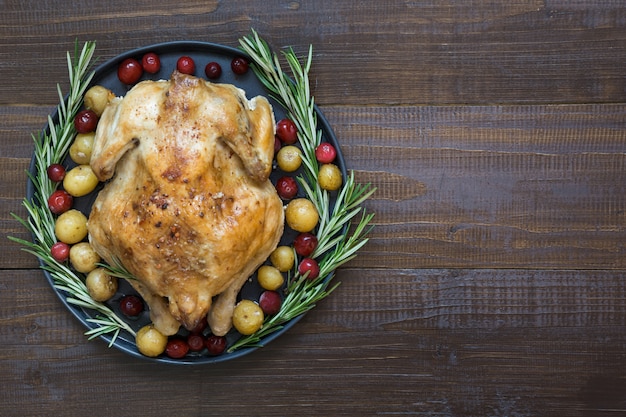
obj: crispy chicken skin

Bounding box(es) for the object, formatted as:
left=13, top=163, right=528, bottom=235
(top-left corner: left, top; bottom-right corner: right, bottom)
left=88, top=71, right=284, bottom=336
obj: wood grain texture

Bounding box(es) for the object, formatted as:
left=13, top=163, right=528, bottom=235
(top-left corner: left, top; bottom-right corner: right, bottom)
left=1, top=0, right=626, bottom=416
left=325, top=104, right=626, bottom=270
left=2, top=268, right=625, bottom=416
left=1, top=1, right=625, bottom=106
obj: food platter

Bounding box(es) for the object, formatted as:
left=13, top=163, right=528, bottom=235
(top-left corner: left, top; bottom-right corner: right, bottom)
left=26, top=40, right=350, bottom=364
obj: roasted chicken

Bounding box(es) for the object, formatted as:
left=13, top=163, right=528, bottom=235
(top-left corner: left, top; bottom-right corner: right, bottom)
left=88, top=71, right=284, bottom=336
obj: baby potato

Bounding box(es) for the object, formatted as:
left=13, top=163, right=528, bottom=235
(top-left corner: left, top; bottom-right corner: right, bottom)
left=136, top=324, right=167, bottom=357
left=318, top=163, right=343, bottom=191
left=85, top=267, right=118, bottom=301
left=69, top=133, right=95, bottom=165
left=69, top=242, right=101, bottom=273
left=84, top=85, right=115, bottom=116
left=257, top=265, right=285, bottom=291
left=232, top=300, right=264, bottom=335
left=270, top=246, right=295, bottom=272
left=54, top=209, right=88, bottom=244
left=63, top=164, right=99, bottom=197
left=285, top=198, right=319, bottom=233
left=276, top=145, right=302, bottom=172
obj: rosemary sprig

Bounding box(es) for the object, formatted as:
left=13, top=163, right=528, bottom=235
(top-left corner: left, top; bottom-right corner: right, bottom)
left=8, top=41, right=136, bottom=345
left=229, top=31, right=375, bottom=351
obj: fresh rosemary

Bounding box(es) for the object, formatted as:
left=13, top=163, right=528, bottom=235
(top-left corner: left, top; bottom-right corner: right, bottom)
left=229, top=30, right=375, bottom=351
left=9, top=41, right=136, bottom=345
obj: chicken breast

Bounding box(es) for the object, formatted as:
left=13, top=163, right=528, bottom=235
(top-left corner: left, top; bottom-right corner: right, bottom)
left=88, top=71, right=284, bottom=336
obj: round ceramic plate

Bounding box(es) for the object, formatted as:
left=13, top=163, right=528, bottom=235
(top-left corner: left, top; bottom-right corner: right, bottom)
left=28, top=41, right=345, bottom=364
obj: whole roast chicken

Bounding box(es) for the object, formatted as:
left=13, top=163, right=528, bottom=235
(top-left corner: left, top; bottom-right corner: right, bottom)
left=88, top=71, right=284, bottom=336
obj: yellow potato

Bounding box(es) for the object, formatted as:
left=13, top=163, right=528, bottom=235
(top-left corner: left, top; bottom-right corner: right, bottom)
left=257, top=265, right=285, bottom=291
left=84, top=85, right=115, bottom=116
left=63, top=164, right=99, bottom=197
left=318, top=163, right=343, bottom=191
left=270, top=246, right=295, bottom=272
left=69, top=242, right=101, bottom=274
left=69, top=133, right=95, bottom=165
left=136, top=324, right=167, bottom=357
left=85, top=267, right=118, bottom=301
left=285, top=198, right=319, bottom=233
left=232, top=300, right=264, bottom=335
left=54, top=209, right=88, bottom=244
left=276, top=145, right=302, bottom=172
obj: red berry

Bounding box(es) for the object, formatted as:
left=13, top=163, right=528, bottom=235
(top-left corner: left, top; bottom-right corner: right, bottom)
left=141, top=52, right=161, bottom=74
left=275, top=176, right=298, bottom=200
left=293, top=232, right=318, bottom=257
left=204, top=61, right=222, bottom=79
left=298, top=257, right=320, bottom=280
left=47, top=190, right=73, bottom=214
left=230, top=57, right=249, bottom=75
left=165, top=338, right=189, bottom=359
left=74, top=109, right=99, bottom=133
left=46, top=164, right=66, bottom=182
left=276, top=118, right=298, bottom=144
left=315, top=142, right=337, bottom=164
left=205, top=335, right=227, bottom=355
left=119, top=295, right=144, bottom=316
left=177, top=56, right=195, bottom=74
left=50, top=242, right=70, bottom=262
left=187, top=334, right=205, bottom=352
left=117, top=58, right=143, bottom=84
left=259, top=290, right=282, bottom=315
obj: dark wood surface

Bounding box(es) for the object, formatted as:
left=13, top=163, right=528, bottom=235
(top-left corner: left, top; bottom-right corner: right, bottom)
left=2, top=1, right=626, bottom=416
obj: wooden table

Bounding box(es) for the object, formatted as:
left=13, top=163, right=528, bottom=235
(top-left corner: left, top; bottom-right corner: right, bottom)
left=2, top=1, right=625, bottom=416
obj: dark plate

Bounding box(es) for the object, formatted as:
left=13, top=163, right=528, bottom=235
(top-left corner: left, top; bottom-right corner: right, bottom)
left=28, top=41, right=345, bottom=364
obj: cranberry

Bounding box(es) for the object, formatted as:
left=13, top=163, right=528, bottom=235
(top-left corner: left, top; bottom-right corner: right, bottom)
left=205, top=335, right=227, bottom=355
left=275, top=176, right=298, bottom=200
left=298, top=257, right=320, bottom=280
left=276, top=118, right=298, bottom=144
left=204, top=61, right=222, bottom=79
left=177, top=56, right=196, bottom=75
left=46, top=164, right=66, bottom=182
left=74, top=109, right=99, bottom=133
left=119, top=294, right=144, bottom=316
left=230, top=57, right=249, bottom=75
left=141, top=52, right=161, bottom=74
left=165, top=338, right=189, bottom=359
left=293, top=232, right=318, bottom=257
left=315, top=142, right=337, bottom=164
left=117, top=58, right=143, bottom=85
left=187, top=334, right=205, bottom=352
left=259, top=290, right=282, bottom=315
left=47, top=190, right=73, bottom=214
left=50, top=242, right=70, bottom=262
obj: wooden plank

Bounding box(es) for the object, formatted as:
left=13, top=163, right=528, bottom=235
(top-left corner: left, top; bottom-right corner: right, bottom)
left=0, top=1, right=624, bottom=106
left=324, top=103, right=626, bottom=270
left=1, top=268, right=625, bottom=416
